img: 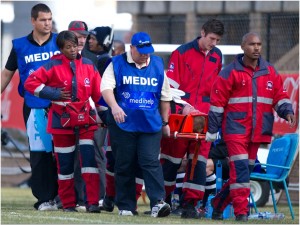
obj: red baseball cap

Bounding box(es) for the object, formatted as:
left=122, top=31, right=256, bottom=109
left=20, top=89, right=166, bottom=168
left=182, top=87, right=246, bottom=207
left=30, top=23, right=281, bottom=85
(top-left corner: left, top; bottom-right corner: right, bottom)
left=68, top=21, right=89, bottom=36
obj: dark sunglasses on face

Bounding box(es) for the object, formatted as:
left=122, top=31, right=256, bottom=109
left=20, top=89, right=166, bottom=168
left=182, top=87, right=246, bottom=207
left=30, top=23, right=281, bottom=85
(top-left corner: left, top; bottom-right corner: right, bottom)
left=135, top=42, right=152, bottom=48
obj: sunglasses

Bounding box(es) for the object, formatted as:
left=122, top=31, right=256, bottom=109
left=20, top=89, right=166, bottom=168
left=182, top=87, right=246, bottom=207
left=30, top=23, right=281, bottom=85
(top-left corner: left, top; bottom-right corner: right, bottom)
left=135, top=43, right=152, bottom=48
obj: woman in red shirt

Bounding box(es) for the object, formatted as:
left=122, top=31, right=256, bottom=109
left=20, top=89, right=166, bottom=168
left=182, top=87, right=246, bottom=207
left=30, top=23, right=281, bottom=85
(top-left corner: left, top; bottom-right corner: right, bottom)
left=25, top=30, right=102, bottom=213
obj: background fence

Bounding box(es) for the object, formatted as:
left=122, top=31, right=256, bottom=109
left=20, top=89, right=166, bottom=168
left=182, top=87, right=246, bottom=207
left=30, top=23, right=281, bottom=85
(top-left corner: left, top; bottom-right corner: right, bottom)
left=131, top=13, right=299, bottom=71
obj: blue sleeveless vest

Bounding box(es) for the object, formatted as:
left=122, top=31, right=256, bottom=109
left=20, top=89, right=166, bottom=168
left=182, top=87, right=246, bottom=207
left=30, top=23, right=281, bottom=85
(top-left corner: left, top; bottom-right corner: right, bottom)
left=13, top=34, right=60, bottom=108
left=112, top=54, right=164, bottom=132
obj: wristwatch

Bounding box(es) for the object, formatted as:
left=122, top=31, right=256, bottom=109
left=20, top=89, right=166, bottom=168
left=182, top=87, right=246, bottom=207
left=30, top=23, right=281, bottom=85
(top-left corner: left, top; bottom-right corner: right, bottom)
left=162, top=121, right=169, bottom=126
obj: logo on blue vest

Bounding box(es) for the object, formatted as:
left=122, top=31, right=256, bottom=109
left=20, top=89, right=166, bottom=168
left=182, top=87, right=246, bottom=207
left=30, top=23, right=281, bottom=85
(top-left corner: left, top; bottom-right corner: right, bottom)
left=121, top=91, right=155, bottom=109
left=28, top=69, right=35, bottom=75
left=122, top=92, right=130, bottom=99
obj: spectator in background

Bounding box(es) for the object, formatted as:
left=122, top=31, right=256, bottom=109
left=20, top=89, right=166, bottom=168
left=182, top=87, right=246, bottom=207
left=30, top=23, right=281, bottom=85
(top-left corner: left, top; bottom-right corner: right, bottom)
left=160, top=19, right=225, bottom=219
left=82, top=26, right=114, bottom=75
left=101, top=32, right=172, bottom=217
left=206, top=32, right=296, bottom=222
left=52, top=20, right=58, bottom=33
left=68, top=20, right=89, bottom=53
left=1, top=3, right=59, bottom=211
left=24, top=30, right=102, bottom=213
left=112, top=39, right=125, bottom=56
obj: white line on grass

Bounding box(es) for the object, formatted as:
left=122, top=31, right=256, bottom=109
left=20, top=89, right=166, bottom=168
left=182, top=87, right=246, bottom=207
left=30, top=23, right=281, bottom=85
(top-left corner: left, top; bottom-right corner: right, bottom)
left=8, top=212, right=115, bottom=224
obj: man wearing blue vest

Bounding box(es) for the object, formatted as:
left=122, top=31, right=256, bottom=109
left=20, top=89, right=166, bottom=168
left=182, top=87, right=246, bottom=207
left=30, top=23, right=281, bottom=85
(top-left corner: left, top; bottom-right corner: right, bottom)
left=1, top=3, right=59, bottom=211
left=101, top=32, right=172, bottom=217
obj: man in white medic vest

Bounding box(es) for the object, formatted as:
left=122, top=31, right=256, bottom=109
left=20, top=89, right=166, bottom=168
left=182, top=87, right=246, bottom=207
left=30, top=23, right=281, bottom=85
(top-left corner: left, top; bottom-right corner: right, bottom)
left=101, top=32, right=172, bottom=217
left=1, top=3, right=59, bottom=211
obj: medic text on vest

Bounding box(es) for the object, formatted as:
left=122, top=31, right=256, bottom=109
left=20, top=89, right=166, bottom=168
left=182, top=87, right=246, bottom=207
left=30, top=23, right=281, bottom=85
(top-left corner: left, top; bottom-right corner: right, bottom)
left=123, top=76, right=158, bottom=86
left=25, top=51, right=60, bottom=64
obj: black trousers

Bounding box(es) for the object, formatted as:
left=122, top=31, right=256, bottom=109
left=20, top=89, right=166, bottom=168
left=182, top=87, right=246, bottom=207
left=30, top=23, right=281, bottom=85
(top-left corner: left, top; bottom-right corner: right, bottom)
left=73, top=127, right=107, bottom=204
left=73, top=148, right=86, bottom=205
left=107, top=113, right=165, bottom=211
left=93, top=127, right=107, bottom=200
left=30, top=151, right=58, bottom=209
left=23, top=104, right=58, bottom=209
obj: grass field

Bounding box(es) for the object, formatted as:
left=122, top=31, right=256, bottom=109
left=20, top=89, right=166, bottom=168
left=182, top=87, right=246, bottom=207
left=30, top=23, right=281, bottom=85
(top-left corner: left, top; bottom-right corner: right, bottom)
left=1, top=187, right=299, bottom=224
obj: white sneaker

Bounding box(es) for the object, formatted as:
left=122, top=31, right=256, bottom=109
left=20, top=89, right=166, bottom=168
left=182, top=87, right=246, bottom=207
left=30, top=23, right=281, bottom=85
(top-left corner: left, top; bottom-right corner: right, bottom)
left=119, top=210, right=134, bottom=216
left=38, top=201, right=58, bottom=211
left=99, top=199, right=103, bottom=207
left=151, top=201, right=171, bottom=217
left=75, top=204, right=86, bottom=212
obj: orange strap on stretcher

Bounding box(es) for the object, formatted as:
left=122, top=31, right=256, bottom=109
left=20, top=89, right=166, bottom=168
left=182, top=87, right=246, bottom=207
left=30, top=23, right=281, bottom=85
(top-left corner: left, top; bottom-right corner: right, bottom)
left=190, top=141, right=201, bottom=180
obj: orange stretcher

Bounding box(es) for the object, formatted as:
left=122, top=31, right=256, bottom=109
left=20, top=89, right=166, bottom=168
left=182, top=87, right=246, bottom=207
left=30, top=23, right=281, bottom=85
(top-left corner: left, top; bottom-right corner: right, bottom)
left=168, top=112, right=208, bottom=179
left=168, top=113, right=208, bottom=140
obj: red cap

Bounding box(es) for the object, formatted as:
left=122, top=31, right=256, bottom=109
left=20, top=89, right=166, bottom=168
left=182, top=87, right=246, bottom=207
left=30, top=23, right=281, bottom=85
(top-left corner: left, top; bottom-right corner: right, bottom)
left=68, top=21, right=89, bottom=36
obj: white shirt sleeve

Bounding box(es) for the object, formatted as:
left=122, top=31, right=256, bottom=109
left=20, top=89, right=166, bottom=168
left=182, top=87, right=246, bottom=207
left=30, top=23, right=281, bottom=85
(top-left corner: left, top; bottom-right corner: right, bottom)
left=161, top=72, right=172, bottom=101
left=100, top=61, right=116, bottom=92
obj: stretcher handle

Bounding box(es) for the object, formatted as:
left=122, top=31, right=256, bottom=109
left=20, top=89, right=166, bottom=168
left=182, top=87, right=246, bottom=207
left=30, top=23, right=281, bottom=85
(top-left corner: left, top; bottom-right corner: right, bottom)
left=172, top=132, right=206, bottom=140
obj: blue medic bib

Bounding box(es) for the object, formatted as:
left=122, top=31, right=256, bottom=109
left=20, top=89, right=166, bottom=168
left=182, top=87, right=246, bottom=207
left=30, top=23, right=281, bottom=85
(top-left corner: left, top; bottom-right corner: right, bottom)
left=112, top=54, right=164, bottom=132
left=13, top=34, right=60, bottom=108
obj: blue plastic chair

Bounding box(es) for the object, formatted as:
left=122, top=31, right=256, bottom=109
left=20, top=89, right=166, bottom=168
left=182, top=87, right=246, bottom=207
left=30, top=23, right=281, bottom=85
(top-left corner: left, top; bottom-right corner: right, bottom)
left=250, top=133, right=299, bottom=220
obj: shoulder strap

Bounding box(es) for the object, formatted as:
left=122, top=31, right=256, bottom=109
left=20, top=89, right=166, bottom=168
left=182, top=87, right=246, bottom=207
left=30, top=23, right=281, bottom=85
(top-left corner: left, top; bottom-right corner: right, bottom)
left=70, top=61, right=77, bottom=102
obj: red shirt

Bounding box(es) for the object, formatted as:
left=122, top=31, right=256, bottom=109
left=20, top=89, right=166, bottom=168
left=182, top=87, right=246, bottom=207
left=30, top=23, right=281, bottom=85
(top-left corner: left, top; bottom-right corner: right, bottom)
left=25, top=53, right=101, bottom=134
left=166, top=37, right=222, bottom=113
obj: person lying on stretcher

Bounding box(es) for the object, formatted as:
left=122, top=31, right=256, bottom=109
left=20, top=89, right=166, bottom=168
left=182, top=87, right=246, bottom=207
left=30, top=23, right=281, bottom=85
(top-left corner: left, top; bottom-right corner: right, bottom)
left=168, top=88, right=207, bottom=136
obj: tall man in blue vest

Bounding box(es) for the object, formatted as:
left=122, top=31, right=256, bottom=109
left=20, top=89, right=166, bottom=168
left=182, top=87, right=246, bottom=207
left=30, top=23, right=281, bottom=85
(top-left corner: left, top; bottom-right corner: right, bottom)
left=101, top=32, right=172, bottom=217
left=1, top=3, right=59, bottom=211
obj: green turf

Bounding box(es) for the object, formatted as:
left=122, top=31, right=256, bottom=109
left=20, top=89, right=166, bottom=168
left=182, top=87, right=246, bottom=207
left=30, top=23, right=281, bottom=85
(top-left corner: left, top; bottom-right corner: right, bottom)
left=1, top=187, right=299, bottom=224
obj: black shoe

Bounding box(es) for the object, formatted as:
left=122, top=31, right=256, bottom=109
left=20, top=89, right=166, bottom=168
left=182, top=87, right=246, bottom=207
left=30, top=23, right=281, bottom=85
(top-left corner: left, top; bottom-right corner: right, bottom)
left=211, top=198, right=223, bottom=220
left=102, top=196, right=114, bottom=212
left=144, top=210, right=151, bottom=215
left=63, top=207, right=78, bottom=212
left=54, top=195, right=63, bottom=209
left=181, top=202, right=203, bottom=219
left=171, top=207, right=182, bottom=216
left=87, top=204, right=101, bottom=213
left=235, top=214, right=248, bottom=222
left=197, top=206, right=207, bottom=218
left=212, top=210, right=223, bottom=220
left=165, top=194, right=172, bottom=206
